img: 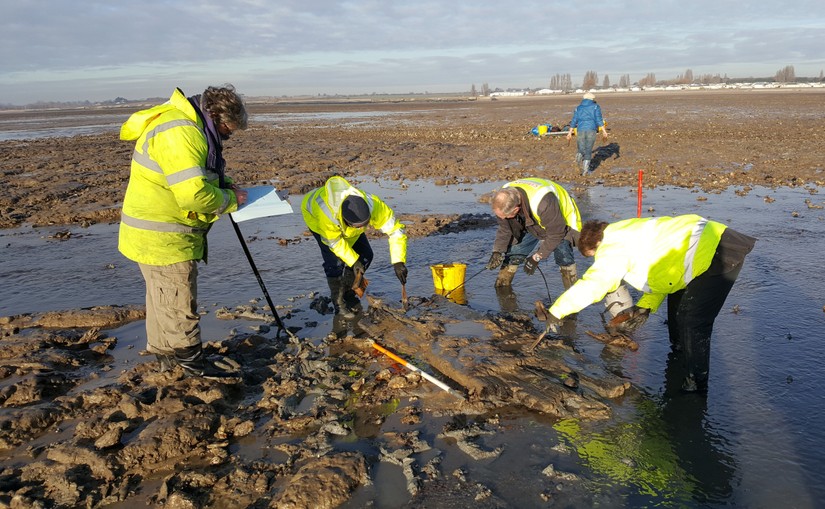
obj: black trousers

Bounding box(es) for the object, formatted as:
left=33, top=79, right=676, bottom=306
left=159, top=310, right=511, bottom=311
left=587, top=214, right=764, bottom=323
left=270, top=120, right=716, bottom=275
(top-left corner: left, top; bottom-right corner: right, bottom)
left=666, top=263, right=743, bottom=389
left=311, top=231, right=373, bottom=278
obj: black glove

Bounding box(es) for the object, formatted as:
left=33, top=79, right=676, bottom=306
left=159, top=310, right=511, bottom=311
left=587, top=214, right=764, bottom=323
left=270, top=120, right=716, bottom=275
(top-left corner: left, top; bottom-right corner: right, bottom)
left=486, top=251, right=504, bottom=271
left=606, top=306, right=650, bottom=336
left=352, top=260, right=366, bottom=281
left=523, top=256, right=538, bottom=275
left=393, top=262, right=408, bottom=284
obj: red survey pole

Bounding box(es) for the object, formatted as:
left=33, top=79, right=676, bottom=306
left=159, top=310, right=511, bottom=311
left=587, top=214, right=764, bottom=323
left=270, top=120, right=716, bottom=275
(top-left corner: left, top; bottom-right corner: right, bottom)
left=636, top=170, right=644, bottom=217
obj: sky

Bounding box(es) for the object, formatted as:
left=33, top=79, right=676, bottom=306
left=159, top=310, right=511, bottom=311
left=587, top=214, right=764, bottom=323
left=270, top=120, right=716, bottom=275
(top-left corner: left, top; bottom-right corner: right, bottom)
left=1, top=0, right=824, bottom=105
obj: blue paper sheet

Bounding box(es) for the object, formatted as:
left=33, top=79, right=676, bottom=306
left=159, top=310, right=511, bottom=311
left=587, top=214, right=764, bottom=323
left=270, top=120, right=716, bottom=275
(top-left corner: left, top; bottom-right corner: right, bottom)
left=230, top=186, right=294, bottom=222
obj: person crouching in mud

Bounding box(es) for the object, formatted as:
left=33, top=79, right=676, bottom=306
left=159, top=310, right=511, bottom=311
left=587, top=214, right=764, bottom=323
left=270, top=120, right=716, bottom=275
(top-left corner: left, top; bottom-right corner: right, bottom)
left=302, top=176, right=408, bottom=338
left=486, top=178, right=582, bottom=297
left=541, top=215, right=756, bottom=393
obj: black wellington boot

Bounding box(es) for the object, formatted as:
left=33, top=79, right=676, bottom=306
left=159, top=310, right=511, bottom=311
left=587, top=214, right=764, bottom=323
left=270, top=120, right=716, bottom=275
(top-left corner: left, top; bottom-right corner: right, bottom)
left=174, top=344, right=240, bottom=382
left=681, top=329, right=711, bottom=394
left=328, top=276, right=358, bottom=320
left=331, top=313, right=348, bottom=339
left=155, top=353, right=178, bottom=373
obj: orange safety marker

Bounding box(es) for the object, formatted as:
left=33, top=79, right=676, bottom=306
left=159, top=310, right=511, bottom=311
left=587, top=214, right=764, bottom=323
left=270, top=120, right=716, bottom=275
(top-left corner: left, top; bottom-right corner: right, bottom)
left=637, top=170, right=644, bottom=217
left=369, top=340, right=465, bottom=400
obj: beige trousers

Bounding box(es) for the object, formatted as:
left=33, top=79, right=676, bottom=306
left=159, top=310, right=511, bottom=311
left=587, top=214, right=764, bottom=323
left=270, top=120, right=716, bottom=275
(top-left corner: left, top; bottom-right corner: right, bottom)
left=138, top=260, right=200, bottom=354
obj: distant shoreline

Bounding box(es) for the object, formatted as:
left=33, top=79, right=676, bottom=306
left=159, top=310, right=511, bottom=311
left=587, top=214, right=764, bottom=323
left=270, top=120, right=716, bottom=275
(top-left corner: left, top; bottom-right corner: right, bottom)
left=3, top=83, right=825, bottom=113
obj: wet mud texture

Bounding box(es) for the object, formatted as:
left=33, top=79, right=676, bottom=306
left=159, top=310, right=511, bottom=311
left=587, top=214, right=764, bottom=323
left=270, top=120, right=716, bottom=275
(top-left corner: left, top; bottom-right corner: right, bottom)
left=1, top=91, right=823, bottom=507
left=0, top=298, right=626, bottom=508
left=1, top=90, right=824, bottom=229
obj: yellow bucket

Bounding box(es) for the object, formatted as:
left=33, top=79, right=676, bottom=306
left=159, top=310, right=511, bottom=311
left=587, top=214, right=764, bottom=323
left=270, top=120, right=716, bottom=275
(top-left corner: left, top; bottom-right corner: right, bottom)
left=441, top=286, right=467, bottom=305
left=431, top=263, right=466, bottom=291
left=537, top=124, right=548, bottom=136
left=430, top=263, right=468, bottom=304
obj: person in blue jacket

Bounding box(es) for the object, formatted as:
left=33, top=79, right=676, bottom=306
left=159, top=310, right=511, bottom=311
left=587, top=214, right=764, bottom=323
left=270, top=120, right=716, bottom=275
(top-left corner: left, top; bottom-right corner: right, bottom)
left=566, top=92, right=608, bottom=176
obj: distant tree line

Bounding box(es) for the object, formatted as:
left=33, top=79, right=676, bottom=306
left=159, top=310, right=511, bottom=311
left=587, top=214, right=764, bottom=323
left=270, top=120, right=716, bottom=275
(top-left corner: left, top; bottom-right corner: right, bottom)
left=774, top=65, right=795, bottom=82
left=470, top=64, right=823, bottom=95
left=469, top=62, right=825, bottom=98
left=549, top=74, right=573, bottom=91
left=527, top=64, right=823, bottom=91
left=572, top=65, right=825, bottom=90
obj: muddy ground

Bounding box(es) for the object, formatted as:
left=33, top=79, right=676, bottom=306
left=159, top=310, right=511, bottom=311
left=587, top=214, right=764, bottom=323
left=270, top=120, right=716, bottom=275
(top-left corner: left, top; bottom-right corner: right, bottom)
left=0, top=296, right=633, bottom=508
left=1, top=90, right=823, bottom=229
left=0, top=90, right=823, bottom=508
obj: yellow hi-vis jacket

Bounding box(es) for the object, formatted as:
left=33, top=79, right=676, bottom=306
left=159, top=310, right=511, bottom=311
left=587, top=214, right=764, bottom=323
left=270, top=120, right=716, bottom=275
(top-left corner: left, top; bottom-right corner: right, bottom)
left=549, top=214, right=727, bottom=319
left=302, top=176, right=407, bottom=267
left=504, top=178, right=582, bottom=231
left=118, top=88, right=238, bottom=266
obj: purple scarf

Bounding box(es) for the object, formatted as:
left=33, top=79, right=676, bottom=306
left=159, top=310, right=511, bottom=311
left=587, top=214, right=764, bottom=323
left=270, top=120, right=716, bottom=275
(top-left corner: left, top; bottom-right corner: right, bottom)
left=187, top=93, right=226, bottom=188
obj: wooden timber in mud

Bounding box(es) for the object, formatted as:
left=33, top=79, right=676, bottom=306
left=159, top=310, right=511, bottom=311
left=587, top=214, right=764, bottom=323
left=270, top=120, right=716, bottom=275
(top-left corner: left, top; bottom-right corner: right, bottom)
left=362, top=296, right=630, bottom=420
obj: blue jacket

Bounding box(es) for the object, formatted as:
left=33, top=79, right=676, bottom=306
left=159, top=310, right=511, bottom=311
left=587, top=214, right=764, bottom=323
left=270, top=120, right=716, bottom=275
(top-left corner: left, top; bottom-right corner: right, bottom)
left=569, top=99, right=605, bottom=132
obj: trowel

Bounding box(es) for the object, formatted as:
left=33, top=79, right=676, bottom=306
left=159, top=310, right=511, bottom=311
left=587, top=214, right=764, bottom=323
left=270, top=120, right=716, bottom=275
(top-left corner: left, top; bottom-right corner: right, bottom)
left=352, top=271, right=369, bottom=298
left=526, top=300, right=555, bottom=352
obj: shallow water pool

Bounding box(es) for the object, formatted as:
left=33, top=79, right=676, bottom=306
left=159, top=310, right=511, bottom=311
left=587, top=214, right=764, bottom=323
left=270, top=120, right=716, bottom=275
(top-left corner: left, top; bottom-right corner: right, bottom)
left=1, top=180, right=824, bottom=507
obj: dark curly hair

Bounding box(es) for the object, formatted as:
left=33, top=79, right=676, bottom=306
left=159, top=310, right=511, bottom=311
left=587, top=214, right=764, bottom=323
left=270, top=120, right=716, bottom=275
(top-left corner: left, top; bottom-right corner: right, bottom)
left=578, top=220, right=609, bottom=255
left=200, top=84, right=248, bottom=131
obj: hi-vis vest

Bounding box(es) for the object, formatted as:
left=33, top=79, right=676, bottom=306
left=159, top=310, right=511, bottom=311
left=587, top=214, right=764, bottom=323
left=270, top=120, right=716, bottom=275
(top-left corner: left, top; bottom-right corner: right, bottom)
left=504, top=178, right=582, bottom=231
left=302, top=176, right=407, bottom=267
left=118, top=88, right=238, bottom=266
left=549, top=214, right=727, bottom=318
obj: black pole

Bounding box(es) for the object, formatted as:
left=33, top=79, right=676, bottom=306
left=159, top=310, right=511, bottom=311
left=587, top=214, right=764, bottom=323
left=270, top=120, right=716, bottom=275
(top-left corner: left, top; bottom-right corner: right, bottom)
left=229, top=215, right=296, bottom=340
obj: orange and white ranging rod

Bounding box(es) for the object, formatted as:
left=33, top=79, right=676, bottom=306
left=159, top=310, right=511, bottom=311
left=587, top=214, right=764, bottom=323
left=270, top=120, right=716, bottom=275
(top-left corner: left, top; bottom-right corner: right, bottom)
left=369, top=340, right=465, bottom=401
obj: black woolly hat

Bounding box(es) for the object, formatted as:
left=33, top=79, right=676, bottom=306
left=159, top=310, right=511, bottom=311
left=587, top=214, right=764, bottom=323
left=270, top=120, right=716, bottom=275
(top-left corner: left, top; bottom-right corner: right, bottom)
left=341, top=196, right=370, bottom=227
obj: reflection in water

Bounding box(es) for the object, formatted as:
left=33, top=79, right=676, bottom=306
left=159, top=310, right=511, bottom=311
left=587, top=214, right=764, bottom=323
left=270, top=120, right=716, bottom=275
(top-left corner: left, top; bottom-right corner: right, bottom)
left=553, top=350, right=736, bottom=505
left=553, top=409, right=695, bottom=505
left=432, top=286, right=467, bottom=305
left=1, top=182, right=824, bottom=506
left=350, top=398, right=401, bottom=439
left=495, top=285, right=518, bottom=313
left=660, top=349, right=736, bottom=505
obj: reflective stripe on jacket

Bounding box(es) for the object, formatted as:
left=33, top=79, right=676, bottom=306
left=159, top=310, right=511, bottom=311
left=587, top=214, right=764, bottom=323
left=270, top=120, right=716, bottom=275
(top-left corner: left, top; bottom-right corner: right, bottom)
left=118, top=88, right=238, bottom=266
left=493, top=178, right=581, bottom=261
left=301, top=176, right=407, bottom=267
left=548, top=214, right=727, bottom=318
left=504, top=178, right=582, bottom=231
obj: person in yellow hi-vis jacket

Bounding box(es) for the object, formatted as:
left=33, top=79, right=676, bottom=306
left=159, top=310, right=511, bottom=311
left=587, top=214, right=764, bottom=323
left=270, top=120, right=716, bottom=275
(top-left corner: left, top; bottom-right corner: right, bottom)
left=543, top=215, right=756, bottom=393
left=302, top=176, right=408, bottom=337
left=119, top=84, right=248, bottom=381
left=487, top=178, right=582, bottom=293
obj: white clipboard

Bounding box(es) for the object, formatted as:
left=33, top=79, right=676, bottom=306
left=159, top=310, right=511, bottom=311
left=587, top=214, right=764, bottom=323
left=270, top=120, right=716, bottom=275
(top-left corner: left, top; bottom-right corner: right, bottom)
left=230, top=186, right=293, bottom=222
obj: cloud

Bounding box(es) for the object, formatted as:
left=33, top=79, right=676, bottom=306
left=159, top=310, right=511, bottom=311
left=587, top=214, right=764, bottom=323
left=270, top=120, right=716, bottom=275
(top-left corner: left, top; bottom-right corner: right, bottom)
left=1, top=0, right=824, bottom=104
